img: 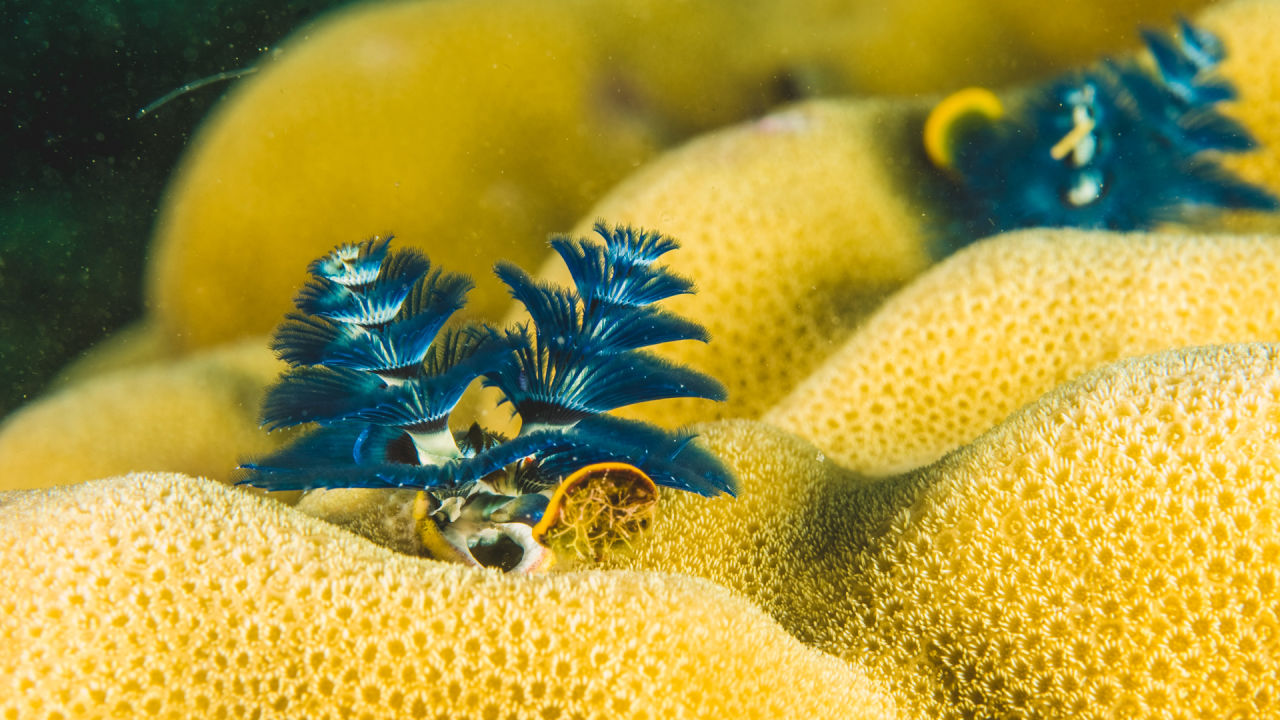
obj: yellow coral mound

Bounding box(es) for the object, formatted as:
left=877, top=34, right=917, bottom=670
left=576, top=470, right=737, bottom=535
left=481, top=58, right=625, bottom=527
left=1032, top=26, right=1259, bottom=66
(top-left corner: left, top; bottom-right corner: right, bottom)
left=767, top=230, right=1280, bottom=474
left=601, top=420, right=865, bottom=647
left=0, top=339, right=282, bottom=491
left=522, top=99, right=935, bottom=426
left=0, top=472, right=895, bottom=720
left=849, top=344, right=1280, bottom=719
left=616, top=344, right=1280, bottom=719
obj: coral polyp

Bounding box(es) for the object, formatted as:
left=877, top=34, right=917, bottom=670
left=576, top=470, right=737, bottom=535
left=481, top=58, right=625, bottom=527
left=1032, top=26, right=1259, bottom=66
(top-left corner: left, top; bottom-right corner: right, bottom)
left=238, top=223, right=735, bottom=571
left=929, top=17, right=1276, bottom=246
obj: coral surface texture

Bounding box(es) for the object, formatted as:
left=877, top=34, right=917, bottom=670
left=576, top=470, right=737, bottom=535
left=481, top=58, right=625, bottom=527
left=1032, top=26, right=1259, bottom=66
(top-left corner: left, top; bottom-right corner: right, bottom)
left=8, top=0, right=1280, bottom=718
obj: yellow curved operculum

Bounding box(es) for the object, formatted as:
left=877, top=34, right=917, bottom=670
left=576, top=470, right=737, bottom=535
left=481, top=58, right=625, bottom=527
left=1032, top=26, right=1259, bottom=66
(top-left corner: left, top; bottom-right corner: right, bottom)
left=923, top=86, right=1004, bottom=171
left=531, top=462, right=657, bottom=540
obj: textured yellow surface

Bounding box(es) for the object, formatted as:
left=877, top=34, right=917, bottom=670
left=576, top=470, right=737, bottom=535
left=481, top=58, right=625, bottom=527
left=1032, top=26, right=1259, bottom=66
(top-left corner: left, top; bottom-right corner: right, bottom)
left=0, top=339, right=282, bottom=491
left=12, top=2, right=1276, bottom=717
left=767, top=230, right=1280, bottom=475
left=601, top=420, right=873, bottom=648
left=145, top=0, right=1208, bottom=354
left=516, top=99, right=936, bottom=427
left=615, top=344, right=1280, bottom=720
left=0, top=472, right=897, bottom=720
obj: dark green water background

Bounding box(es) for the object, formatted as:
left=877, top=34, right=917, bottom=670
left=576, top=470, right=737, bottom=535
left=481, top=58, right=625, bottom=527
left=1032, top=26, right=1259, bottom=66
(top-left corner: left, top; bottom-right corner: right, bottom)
left=1, top=1, right=351, bottom=418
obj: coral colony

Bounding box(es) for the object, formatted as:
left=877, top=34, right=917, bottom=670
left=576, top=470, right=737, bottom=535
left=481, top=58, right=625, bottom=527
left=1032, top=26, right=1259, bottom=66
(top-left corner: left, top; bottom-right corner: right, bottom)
left=238, top=223, right=736, bottom=572
left=928, top=17, right=1277, bottom=244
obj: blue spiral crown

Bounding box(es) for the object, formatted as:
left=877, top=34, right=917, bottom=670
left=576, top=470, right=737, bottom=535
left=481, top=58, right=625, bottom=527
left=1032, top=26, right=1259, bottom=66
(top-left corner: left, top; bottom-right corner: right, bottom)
left=938, top=17, right=1276, bottom=245
left=238, top=224, right=734, bottom=566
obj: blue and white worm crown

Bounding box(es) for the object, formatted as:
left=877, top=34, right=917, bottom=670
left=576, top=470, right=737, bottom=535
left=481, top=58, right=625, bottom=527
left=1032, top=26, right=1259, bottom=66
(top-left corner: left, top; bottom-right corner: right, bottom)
left=238, top=224, right=735, bottom=506
left=937, top=17, right=1276, bottom=246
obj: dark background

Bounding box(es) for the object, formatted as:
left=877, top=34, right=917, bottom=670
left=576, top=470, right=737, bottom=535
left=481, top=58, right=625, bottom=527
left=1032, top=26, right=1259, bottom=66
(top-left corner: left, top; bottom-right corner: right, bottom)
left=1, top=0, right=349, bottom=417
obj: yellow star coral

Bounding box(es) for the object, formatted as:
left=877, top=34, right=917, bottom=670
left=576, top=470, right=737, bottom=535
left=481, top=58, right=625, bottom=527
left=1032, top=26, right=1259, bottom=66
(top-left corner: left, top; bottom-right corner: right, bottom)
left=0, top=339, right=282, bottom=491
left=9, top=5, right=1278, bottom=718
left=613, top=344, right=1280, bottom=720
left=767, top=230, right=1280, bottom=475
left=600, top=419, right=872, bottom=647
left=0, top=473, right=896, bottom=720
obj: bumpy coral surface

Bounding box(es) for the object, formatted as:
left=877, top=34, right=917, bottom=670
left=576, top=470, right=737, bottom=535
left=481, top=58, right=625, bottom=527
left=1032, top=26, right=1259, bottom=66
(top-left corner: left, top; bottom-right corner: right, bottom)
left=600, top=420, right=869, bottom=647
left=521, top=99, right=935, bottom=426
left=850, top=344, right=1280, bottom=719
left=616, top=344, right=1280, bottom=720
left=0, top=473, right=895, bottom=720
left=0, top=339, right=283, bottom=491
left=8, top=2, right=1280, bottom=718
left=768, top=230, right=1280, bottom=474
